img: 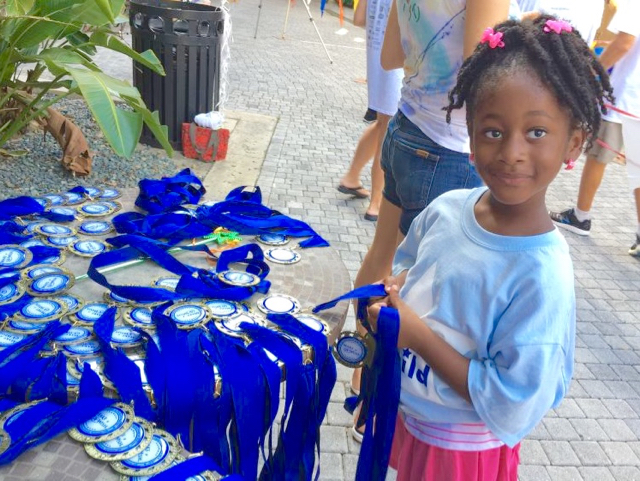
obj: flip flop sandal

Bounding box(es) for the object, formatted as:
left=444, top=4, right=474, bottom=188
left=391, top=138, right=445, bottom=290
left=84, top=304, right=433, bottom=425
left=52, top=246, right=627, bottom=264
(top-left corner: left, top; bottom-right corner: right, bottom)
left=364, top=213, right=378, bottom=222
left=337, top=184, right=370, bottom=199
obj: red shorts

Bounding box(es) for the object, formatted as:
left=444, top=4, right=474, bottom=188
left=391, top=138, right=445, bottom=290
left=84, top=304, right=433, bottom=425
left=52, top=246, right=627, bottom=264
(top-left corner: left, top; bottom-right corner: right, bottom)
left=389, top=416, right=521, bottom=481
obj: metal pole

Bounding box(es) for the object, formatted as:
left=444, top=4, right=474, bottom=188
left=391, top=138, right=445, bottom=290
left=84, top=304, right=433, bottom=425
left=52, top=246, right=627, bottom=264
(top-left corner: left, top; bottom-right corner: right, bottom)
left=282, top=0, right=293, bottom=39
left=253, top=0, right=263, bottom=39
left=300, top=0, right=333, bottom=63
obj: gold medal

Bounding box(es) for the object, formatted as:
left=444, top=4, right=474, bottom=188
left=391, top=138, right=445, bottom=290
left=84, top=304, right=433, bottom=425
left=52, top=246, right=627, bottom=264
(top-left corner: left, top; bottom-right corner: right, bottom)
left=76, top=201, right=116, bottom=217
left=0, top=428, right=11, bottom=455
left=0, top=245, right=33, bottom=270
left=0, top=281, right=25, bottom=306
left=0, top=400, right=45, bottom=431
left=332, top=331, right=374, bottom=369
left=68, top=402, right=135, bottom=443
left=123, top=306, right=156, bottom=330
left=164, top=302, right=212, bottom=330
left=25, top=268, right=75, bottom=297
left=110, top=429, right=179, bottom=477
left=84, top=417, right=154, bottom=462
left=14, top=297, right=68, bottom=323
left=68, top=239, right=110, bottom=257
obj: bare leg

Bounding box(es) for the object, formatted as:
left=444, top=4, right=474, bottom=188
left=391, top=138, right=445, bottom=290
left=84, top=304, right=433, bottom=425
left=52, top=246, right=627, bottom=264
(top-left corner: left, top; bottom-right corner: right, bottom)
left=350, top=197, right=403, bottom=392
left=577, top=155, right=608, bottom=212
left=365, top=113, right=392, bottom=218
left=340, top=121, right=379, bottom=192
left=634, top=188, right=640, bottom=223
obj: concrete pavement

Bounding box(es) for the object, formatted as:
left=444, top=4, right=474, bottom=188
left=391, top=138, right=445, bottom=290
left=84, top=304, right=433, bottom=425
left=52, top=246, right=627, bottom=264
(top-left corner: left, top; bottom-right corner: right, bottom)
left=104, top=0, right=640, bottom=479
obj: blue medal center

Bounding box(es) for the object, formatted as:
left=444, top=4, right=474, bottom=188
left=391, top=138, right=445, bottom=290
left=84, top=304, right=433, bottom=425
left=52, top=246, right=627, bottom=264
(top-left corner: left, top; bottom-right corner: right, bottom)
left=78, top=407, right=127, bottom=436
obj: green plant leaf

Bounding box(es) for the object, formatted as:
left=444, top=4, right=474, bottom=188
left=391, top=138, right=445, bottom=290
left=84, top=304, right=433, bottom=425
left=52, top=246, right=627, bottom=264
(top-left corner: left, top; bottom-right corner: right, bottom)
left=35, top=47, right=100, bottom=71
left=65, top=31, right=97, bottom=56
left=122, top=94, right=174, bottom=157
left=2, top=16, right=79, bottom=49
left=90, top=31, right=165, bottom=76
left=66, top=67, right=143, bottom=158
left=93, top=0, right=116, bottom=24
left=68, top=0, right=125, bottom=27
left=5, top=0, right=35, bottom=15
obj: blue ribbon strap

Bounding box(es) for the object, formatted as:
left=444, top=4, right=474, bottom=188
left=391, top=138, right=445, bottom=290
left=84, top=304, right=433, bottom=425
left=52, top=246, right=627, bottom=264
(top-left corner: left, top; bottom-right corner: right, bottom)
left=93, top=307, right=156, bottom=420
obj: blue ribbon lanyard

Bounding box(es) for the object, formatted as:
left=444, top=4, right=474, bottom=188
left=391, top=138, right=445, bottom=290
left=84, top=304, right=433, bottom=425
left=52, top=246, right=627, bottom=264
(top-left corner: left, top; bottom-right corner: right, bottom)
left=112, top=210, right=211, bottom=242
left=210, top=330, right=268, bottom=481
left=88, top=235, right=269, bottom=304
left=93, top=306, right=156, bottom=420
left=0, top=394, right=113, bottom=465
left=234, top=322, right=305, bottom=479
left=0, top=221, right=32, bottom=245
left=147, top=308, right=198, bottom=443
left=0, top=360, right=113, bottom=465
left=264, top=313, right=337, bottom=481
left=191, top=332, right=233, bottom=471
left=136, top=168, right=206, bottom=214
left=0, top=195, right=75, bottom=224
left=0, top=321, right=70, bottom=394
left=240, top=324, right=307, bottom=481
left=10, top=354, right=67, bottom=405
left=313, top=284, right=401, bottom=481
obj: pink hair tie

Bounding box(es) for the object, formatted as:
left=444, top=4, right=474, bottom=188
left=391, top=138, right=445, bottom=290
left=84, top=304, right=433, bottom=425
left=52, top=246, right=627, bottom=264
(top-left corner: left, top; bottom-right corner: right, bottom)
left=543, top=19, right=573, bottom=34
left=480, top=27, right=505, bottom=49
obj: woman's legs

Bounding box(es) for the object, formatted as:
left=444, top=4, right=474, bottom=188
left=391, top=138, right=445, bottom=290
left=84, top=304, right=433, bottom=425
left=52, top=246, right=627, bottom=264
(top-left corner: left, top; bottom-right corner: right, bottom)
left=339, top=121, right=379, bottom=195
left=365, top=113, right=392, bottom=218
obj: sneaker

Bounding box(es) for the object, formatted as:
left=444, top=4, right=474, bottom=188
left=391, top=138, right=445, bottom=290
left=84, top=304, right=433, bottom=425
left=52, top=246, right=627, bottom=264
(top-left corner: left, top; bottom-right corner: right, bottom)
left=363, top=108, right=377, bottom=124
left=549, top=208, right=591, bottom=236
left=629, top=235, right=640, bottom=257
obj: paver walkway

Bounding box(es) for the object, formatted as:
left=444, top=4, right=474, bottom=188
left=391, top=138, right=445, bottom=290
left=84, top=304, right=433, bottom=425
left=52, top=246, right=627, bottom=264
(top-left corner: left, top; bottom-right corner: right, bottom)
left=227, top=2, right=640, bottom=480
left=109, top=0, right=640, bottom=479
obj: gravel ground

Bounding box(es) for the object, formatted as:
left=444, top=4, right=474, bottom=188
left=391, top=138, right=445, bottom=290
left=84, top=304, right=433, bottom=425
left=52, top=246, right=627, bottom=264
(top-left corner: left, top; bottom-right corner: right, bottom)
left=1, top=97, right=181, bottom=197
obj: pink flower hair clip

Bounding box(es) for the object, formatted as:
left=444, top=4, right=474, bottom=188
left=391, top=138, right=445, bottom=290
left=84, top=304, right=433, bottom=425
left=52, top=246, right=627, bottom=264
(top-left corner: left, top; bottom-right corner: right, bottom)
left=564, top=158, right=576, bottom=170
left=543, top=19, right=573, bottom=35
left=480, top=27, right=505, bottom=49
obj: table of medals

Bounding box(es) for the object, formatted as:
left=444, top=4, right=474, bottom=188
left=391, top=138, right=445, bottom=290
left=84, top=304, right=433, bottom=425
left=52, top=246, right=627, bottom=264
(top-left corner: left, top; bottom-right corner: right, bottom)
left=0, top=188, right=351, bottom=481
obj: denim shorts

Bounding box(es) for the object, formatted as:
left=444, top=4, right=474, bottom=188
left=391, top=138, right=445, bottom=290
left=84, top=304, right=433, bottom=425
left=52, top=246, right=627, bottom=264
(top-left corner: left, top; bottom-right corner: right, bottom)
left=381, top=111, right=483, bottom=235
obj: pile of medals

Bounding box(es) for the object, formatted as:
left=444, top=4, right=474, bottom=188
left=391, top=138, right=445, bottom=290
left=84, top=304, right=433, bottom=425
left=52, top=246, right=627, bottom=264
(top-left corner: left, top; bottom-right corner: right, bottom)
left=0, top=173, right=344, bottom=481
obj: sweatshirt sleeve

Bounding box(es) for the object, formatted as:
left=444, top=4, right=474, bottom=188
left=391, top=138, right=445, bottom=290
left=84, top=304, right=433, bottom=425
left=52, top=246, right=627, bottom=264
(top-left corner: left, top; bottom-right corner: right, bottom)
left=467, top=266, right=576, bottom=446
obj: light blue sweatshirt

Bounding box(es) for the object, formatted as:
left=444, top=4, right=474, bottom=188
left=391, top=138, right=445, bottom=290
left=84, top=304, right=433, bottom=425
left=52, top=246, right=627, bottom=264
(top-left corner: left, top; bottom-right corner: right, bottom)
left=392, top=187, right=576, bottom=447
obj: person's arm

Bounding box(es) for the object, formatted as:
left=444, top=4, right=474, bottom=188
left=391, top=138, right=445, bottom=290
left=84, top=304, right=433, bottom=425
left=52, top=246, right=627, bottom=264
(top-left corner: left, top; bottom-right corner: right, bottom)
left=381, top=1, right=403, bottom=70
left=599, top=31, right=637, bottom=70
left=375, top=286, right=472, bottom=402
left=463, top=0, right=511, bottom=58
left=353, top=0, right=367, bottom=28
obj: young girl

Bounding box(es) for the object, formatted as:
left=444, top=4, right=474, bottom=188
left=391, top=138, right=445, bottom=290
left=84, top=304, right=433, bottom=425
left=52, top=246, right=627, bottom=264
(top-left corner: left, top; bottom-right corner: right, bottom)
left=368, top=15, right=614, bottom=480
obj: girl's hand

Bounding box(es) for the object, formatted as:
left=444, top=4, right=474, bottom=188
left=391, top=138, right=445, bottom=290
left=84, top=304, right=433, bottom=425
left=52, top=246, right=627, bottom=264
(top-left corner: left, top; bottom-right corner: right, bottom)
left=367, top=285, right=424, bottom=350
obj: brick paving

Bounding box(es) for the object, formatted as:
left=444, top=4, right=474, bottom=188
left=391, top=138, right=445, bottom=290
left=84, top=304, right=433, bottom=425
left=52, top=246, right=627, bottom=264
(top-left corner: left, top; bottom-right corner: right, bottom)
left=226, top=1, right=640, bottom=479
left=104, top=0, right=640, bottom=479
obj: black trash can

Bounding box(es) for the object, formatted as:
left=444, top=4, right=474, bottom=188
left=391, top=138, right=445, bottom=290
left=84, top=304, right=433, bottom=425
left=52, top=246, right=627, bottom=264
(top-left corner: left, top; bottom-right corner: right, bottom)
left=130, top=0, right=224, bottom=149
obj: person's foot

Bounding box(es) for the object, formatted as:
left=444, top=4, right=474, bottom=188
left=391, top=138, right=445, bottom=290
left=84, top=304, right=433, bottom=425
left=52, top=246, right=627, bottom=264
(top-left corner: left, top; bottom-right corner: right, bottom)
left=549, top=208, right=591, bottom=236
left=350, top=367, right=361, bottom=395
left=351, top=424, right=365, bottom=443
left=629, top=234, right=640, bottom=257
left=337, top=183, right=370, bottom=199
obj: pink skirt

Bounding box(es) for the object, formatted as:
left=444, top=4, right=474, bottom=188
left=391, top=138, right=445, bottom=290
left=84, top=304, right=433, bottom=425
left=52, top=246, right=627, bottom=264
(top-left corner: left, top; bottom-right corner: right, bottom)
left=389, top=416, right=520, bottom=481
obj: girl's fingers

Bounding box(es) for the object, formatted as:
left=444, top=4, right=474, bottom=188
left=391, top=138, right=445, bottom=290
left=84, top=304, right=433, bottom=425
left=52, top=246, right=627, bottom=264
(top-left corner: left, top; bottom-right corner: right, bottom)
left=386, top=285, right=401, bottom=302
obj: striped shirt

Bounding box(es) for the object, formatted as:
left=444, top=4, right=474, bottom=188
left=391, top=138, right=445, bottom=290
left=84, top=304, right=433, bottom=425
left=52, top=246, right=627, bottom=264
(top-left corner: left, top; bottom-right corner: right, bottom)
left=404, top=414, right=504, bottom=451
